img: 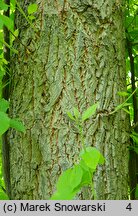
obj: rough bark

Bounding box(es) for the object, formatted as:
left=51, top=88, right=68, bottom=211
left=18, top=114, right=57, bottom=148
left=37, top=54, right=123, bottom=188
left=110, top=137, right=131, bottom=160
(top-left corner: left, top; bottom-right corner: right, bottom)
left=8, top=0, right=130, bottom=199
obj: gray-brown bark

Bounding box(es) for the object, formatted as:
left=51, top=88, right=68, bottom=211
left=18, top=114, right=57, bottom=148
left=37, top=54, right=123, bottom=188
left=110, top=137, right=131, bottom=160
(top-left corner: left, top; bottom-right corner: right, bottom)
left=8, top=0, right=130, bottom=199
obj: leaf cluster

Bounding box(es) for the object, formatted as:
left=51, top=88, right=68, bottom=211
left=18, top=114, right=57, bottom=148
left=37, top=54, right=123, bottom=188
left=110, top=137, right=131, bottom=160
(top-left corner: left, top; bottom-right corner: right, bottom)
left=0, top=98, right=25, bottom=136
left=51, top=147, right=104, bottom=200
left=51, top=105, right=104, bottom=200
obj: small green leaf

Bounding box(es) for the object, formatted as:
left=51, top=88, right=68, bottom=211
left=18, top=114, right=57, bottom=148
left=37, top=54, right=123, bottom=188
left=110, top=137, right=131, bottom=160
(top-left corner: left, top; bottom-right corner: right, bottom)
left=111, top=88, right=138, bottom=115
left=73, top=107, right=80, bottom=119
left=2, top=58, right=8, bottom=65
left=11, top=29, right=19, bottom=44
left=67, top=111, right=75, bottom=121
left=28, top=4, right=38, bottom=15
left=0, top=2, right=9, bottom=11
left=115, top=102, right=131, bottom=112
left=13, top=29, right=19, bottom=37
left=80, top=147, right=103, bottom=170
left=0, top=111, right=10, bottom=136
left=0, top=99, right=9, bottom=112
left=28, top=15, right=36, bottom=21
left=130, top=133, right=138, bottom=144
left=10, top=119, right=25, bottom=132
left=82, top=104, right=97, bottom=121
left=0, top=14, right=14, bottom=31
left=122, top=102, right=132, bottom=107
left=118, top=91, right=129, bottom=97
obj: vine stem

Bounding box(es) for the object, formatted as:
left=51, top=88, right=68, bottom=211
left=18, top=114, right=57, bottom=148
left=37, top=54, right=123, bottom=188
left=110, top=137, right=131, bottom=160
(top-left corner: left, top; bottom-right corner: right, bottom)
left=110, top=87, right=138, bottom=115
left=15, top=0, right=38, bottom=33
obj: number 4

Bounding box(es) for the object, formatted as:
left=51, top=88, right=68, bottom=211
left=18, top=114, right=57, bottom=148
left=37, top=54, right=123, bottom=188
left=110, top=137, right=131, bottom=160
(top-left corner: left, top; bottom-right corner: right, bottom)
left=126, top=203, right=132, bottom=211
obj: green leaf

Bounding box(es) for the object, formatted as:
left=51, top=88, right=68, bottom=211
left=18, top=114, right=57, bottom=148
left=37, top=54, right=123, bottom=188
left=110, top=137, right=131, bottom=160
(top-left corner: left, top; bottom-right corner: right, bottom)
left=0, top=14, right=13, bottom=31
left=50, top=191, right=76, bottom=200
left=82, top=104, right=97, bottom=121
left=122, top=102, right=132, bottom=107
left=130, top=133, right=138, bottom=144
left=135, top=184, right=138, bottom=199
left=0, top=111, right=10, bottom=136
left=10, top=119, right=25, bottom=132
left=28, top=15, right=36, bottom=21
left=28, top=4, right=38, bottom=15
left=115, top=102, right=131, bottom=112
left=80, top=170, right=92, bottom=186
left=0, top=19, right=3, bottom=30
left=110, top=88, right=138, bottom=115
left=118, top=91, right=129, bottom=97
left=0, top=189, right=9, bottom=200
left=69, top=165, right=83, bottom=189
left=11, top=29, right=19, bottom=44
left=73, top=107, right=80, bottom=119
left=66, top=111, right=75, bottom=121
left=13, top=29, right=19, bottom=37
left=131, top=131, right=138, bottom=137
left=0, top=31, right=3, bottom=42
left=56, top=165, right=83, bottom=193
left=79, top=160, right=92, bottom=186
left=51, top=165, right=83, bottom=200
left=80, top=147, right=103, bottom=170
left=79, top=159, right=90, bottom=171
left=0, top=99, right=9, bottom=112
left=0, top=2, right=9, bottom=11
left=56, top=169, right=73, bottom=193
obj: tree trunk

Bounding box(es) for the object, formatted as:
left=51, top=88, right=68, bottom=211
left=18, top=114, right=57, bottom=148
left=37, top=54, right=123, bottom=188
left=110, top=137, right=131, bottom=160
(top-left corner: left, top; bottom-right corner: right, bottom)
left=8, top=0, right=130, bottom=199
